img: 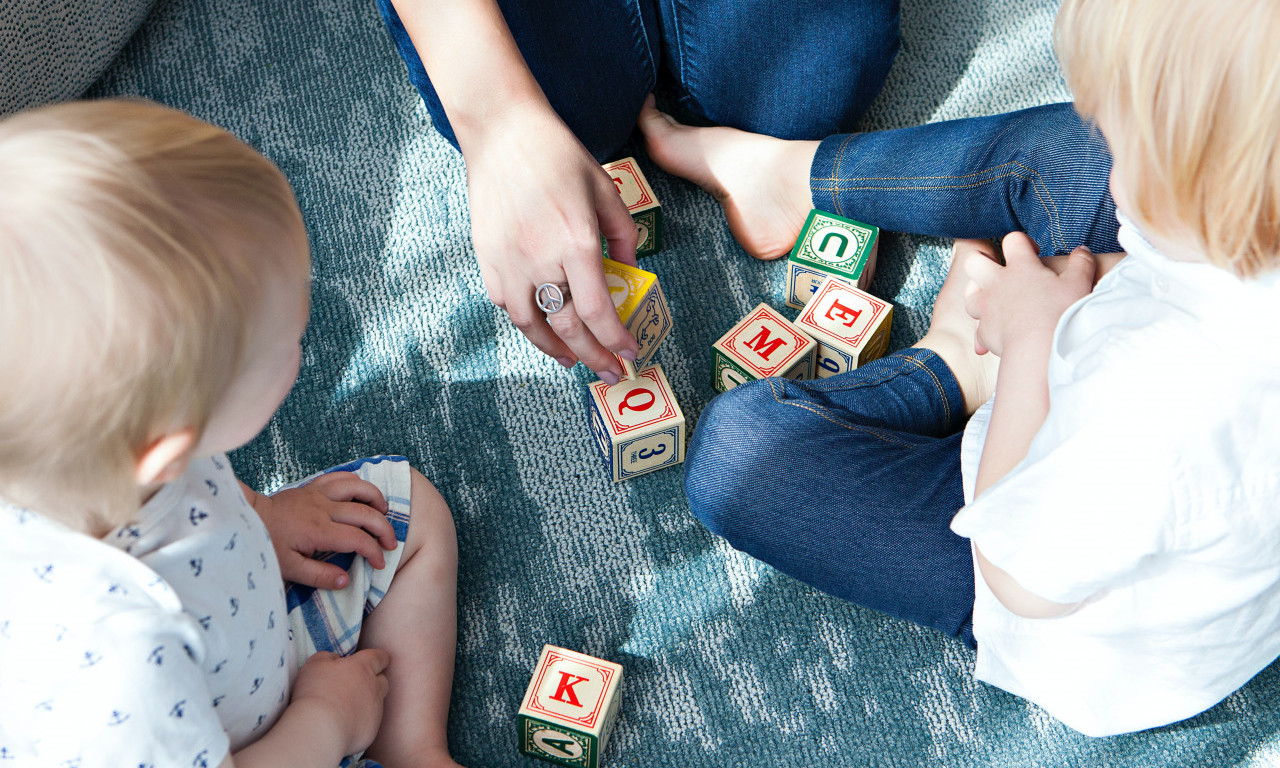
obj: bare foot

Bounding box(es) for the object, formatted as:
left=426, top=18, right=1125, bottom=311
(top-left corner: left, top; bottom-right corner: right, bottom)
left=915, top=240, right=1002, bottom=415
left=638, top=95, right=818, bottom=260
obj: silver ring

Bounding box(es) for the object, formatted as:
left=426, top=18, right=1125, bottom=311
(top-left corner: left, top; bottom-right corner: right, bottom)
left=535, top=282, right=571, bottom=314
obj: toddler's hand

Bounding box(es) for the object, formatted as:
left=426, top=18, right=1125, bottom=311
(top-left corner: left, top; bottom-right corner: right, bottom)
left=291, top=649, right=390, bottom=757
left=964, top=233, right=1096, bottom=357
left=253, top=472, right=397, bottom=590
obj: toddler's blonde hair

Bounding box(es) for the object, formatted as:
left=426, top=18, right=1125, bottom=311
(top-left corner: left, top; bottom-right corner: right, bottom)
left=1056, top=0, right=1280, bottom=276
left=0, top=99, right=307, bottom=535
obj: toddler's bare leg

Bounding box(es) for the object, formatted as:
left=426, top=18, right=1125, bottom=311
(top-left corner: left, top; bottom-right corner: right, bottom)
left=914, top=240, right=1002, bottom=416
left=638, top=95, right=817, bottom=261
left=362, top=469, right=464, bottom=768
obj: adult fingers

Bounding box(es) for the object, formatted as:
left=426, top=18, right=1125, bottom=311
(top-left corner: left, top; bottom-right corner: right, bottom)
left=558, top=236, right=637, bottom=364
left=503, top=270, right=579, bottom=367
left=596, top=170, right=639, bottom=269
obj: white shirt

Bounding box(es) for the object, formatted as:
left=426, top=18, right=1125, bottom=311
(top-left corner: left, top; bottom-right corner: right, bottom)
left=0, top=455, right=291, bottom=766
left=951, top=217, right=1280, bottom=736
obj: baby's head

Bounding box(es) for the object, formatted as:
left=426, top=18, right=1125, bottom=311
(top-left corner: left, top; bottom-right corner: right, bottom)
left=1056, top=0, right=1280, bottom=275
left=0, top=99, right=310, bottom=535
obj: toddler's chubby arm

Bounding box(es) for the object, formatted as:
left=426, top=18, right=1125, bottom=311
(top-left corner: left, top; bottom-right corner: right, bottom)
left=219, top=648, right=391, bottom=768
left=963, top=233, right=1098, bottom=619
left=240, top=472, right=398, bottom=590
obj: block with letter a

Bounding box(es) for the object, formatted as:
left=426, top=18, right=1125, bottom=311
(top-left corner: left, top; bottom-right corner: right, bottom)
left=601, top=258, right=672, bottom=380
left=587, top=364, right=685, bottom=482
left=795, top=275, right=893, bottom=377
left=602, top=156, right=663, bottom=257
left=785, top=208, right=880, bottom=309
left=518, top=645, right=624, bottom=768
left=710, top=303, right=816, bottom=394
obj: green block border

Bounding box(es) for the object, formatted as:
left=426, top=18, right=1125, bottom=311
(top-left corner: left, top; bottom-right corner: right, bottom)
left=518, top=715, right=597, bottom=768
left=633, top=207, right=663, bottom=257
left=788, top=209, right=878, bottom=280
left=711, top=350, right=755, bottom=394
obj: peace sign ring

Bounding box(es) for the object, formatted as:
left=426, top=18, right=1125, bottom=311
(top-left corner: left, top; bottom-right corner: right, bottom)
left=535, top=282, right=571, bottom=314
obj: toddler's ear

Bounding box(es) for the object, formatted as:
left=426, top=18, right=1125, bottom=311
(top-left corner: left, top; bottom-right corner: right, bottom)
left=135, top=427, right=198, bottom=486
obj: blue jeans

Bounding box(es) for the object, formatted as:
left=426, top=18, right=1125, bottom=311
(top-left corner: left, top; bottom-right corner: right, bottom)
left=373, top=0, right=902, bottom=159
left=685, top=349, right=977, bottom=647
left=811, top=102, right=1121, bottom=256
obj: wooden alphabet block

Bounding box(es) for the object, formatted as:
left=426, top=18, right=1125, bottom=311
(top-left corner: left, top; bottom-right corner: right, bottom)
left=710, top=303, right=816, bottom=393
left=785, top=209, right=880, bottom=309
left=603, top=157, right=663, bottom=257
left=587, top=364, right=685, bottom=482
left=795, top=276, right=893, bottom=377
left=602, top=258, right=672, bottom=379
left=518, top=645, right=624, bottom=768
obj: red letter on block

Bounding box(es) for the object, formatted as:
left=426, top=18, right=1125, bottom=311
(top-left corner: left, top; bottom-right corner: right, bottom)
left=744, top=327, right=786, bottom=360
left=618, top=388, right=656, bottom=416
left=551, top=672, right=589, bottom=707
left=823, top=299, right=863, bottom=328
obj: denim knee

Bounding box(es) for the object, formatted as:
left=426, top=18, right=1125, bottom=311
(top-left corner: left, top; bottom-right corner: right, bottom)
left=684, top=379, right=791, bottom=541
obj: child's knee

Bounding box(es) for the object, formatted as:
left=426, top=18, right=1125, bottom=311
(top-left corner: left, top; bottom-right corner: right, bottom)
left=684, top=380, right=791, bottom=539
left=404, top=467, right=457, bottom=572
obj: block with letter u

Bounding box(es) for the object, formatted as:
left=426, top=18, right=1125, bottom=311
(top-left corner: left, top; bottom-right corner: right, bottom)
left=710, top=303, right=816, bottom=394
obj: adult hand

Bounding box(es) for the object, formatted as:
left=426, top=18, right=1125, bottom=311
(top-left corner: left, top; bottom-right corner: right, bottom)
left=963, top=232, right=1095, bottom=357
left=461, top=100, right=639, bottom=383
left=250, top=473, right=397, bottom=590
left=290, top=649, right=391, bottom=757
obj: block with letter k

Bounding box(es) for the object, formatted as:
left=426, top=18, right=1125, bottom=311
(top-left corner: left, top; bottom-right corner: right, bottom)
left=518, top=645, right=624, bottom=768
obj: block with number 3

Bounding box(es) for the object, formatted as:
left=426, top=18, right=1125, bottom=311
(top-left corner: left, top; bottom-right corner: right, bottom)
left=785, top=209, right=879, bottom=309
left=795, top=275, right=893, bottom=377
left=603, top=156, right=662, bottom=257
left=518, top=645, right=624, bottom=768
left=710, top=303, right=816, bottom=393
left=587, top=364, right=685, bottom=482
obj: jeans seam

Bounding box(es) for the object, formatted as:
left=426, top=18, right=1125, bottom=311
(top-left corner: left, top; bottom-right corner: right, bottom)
left=628, top=0, right=657, bottom=87
left=899, top=352, right=954, bottom=428
left=826, top=135, right=857, bottom=217
left=812, top=160, right=1067, bottom=253
left=765, top=371, right=919, bottom=449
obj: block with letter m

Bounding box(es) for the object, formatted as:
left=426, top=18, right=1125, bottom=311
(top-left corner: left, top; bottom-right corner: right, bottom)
left=710, top=303, right=816, bottom=393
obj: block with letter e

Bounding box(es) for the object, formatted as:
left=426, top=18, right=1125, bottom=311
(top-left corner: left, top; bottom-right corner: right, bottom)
left=518, top=645, right=624, bottom=768
left=785, top=209, right=880, bottom=309
left=710, top=303, right=816, bottom=393
left=602, top=258, right=672, bottom=379
left=587, top=364, right=685, bottom=482
left=795, top=276, right=893, bottom=377
left=603, top=156, right=662, bottom=257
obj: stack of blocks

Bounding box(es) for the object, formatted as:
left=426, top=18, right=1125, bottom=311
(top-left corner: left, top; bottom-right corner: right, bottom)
left=585, top=158, right=686, bottom=485
left=713, top=209, right=893, bottom=392
left=518, top=645, right=624, bottom=768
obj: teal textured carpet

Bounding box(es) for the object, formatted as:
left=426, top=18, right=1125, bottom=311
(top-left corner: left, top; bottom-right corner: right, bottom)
left=80, top=0, right=1280, bottom=764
